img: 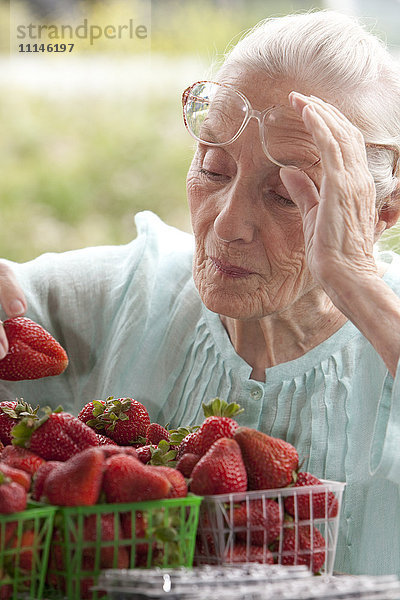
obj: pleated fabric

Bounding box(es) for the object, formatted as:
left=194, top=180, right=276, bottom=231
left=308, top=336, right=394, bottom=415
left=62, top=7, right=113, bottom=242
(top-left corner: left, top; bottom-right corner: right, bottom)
left=0, top=212, right=399, bottom=576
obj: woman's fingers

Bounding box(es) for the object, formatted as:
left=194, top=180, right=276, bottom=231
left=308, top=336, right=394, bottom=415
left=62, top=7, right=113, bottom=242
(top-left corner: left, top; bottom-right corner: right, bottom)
left=0, top=263, right=27, bottom=317
left=0, top=263, right=27, bottom=359
left=290, top=91, right=369, bottom=175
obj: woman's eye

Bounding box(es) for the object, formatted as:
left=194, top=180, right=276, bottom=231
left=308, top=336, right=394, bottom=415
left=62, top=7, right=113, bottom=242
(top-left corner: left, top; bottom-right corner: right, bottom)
left=267, top=191, right=296, bottom=207
left=199, top=168, right=228, bottom=181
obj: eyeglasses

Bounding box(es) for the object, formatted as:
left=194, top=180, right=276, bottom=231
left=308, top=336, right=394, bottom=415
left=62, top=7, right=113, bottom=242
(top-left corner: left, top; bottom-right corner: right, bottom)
left=182, top=80, right=399, bottom=175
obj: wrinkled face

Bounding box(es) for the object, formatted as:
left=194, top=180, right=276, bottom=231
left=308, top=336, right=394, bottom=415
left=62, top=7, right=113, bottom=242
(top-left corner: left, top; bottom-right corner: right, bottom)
left=186, top=69, right=323, bottom=320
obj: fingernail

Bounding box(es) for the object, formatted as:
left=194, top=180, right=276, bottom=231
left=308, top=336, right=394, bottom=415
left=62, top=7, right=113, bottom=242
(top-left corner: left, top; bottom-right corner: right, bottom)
left=9, top=299, right=25, bottom=315
left=0, top=340, right=7, bottom=360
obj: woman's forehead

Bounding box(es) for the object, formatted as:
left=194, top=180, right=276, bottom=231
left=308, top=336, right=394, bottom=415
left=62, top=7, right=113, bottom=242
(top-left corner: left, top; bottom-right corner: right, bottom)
left=216, top=67, right=297, bottom=109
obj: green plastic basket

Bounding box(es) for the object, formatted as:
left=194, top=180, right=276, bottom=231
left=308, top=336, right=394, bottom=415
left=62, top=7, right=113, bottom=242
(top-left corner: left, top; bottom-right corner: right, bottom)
left=46, top=494, right=202, bottom=600
left=0, top=501, right=57, bottom=600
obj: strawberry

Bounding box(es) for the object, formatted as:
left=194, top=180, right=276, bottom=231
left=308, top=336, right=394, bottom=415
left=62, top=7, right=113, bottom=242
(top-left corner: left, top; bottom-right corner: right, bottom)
left=284, top=472, right=339, bottom=519
left=154, top=465, right=188, bottom=498
left=95, top=433, right=117, bottom=446
left=12, top=407, right=99, bottom=461
left=196, top=416, right=239, bottom=456
left=87, top=397, right=150, bottom=445
left=79, top=513, right=129, bottom=569
left=190, top=438, right=247, bottom=495
left=273, top=524, right=326, bottom=573
left=0, top=399, right=37, bottom=445
left=31, top=461, right=62, bottom=501
left=10, top=529, right=36, bottom=571
left=102, top=454, right=171, bottom=503
left=0, top=446, right=45, bottom=475
left=43, top=446, right=104, bottom=506
left=0, top=462, right=31, bottom=491
left=1, top=521, right=17, bottom=546
left=146, top=423, right=170, bottom=445
left=224, top=542, right=274, bottom=564
left=0, top=317, right=68, bottom=381
left=196, top=397, right=243, bottom=456
left=176, top=452, right=200, bottom=477
left=136, top=444, right=157, bottom=464
left=234, top=427, right=298, bottom=490
left=233, top=498, right=282, bottom=546
left=77, top=399, right=107, bottom=425
left=176, top=431, right=201, bottom=460
left=99, top=445, right=138, bottom=459
left=0, top=472, right=27, bottom=513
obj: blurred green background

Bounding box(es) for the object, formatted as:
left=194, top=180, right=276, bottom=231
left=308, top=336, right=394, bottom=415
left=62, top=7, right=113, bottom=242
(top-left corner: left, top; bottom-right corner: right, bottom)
left=1, top=0, right=400, bottom=262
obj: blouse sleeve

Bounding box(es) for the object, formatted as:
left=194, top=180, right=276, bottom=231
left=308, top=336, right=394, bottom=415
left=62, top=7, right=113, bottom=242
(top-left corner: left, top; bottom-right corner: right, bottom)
left=0, top=211, right=194, bottom=416
left=369, top=358, right=400, bottom=483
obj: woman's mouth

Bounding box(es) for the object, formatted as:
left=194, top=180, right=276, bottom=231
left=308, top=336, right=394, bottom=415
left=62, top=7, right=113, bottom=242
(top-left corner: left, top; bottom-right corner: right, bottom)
left=210, top=257, right=253, bottom=278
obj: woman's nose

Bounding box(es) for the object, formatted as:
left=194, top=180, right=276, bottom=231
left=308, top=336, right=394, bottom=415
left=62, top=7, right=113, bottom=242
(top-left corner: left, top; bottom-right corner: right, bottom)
left=213, top=182, right=257, bottom=244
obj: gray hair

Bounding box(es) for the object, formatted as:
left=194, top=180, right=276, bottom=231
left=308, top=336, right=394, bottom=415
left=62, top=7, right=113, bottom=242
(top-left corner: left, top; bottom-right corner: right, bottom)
left=218, top=10, right=400, bottom=209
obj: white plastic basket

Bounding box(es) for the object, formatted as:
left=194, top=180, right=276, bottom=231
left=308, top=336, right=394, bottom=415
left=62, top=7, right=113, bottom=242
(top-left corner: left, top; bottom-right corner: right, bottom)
left=195, top=479, right=345, bottom=575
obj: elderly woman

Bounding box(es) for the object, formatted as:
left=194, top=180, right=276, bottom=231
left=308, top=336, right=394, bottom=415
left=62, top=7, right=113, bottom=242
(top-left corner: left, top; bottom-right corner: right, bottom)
left=0, top=10, right=400, bottom=576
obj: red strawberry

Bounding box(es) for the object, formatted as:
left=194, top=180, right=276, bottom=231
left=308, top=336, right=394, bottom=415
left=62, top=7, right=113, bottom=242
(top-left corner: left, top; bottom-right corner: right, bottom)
left=0, top=317, right=68, bottom=381
left=1, top=521, right=18, bottom=546
left=0, top=399, right=37, bottom=445
left=234, top=427, right=298, bottom=490
left=0, top=446, right=45, bottom=475
left=99, top=445, right=138, bottom=459
left=190, top=438, right=247, bottom=495
left=233, top=498, right=282, bottom=546
left=154, top=466, right=188, bottom=498
left=88, top=397, right=150, bottom=445
left=176, top=431, right=201, bottom=460
left=10, top=529, right=36, bottom=571
left=77, top=399, right=107, bottom=424
left=0, top=473, right=27, bottom=514
left=79, top=513, right=129, bottom=569
left=196, top=416, right=239, bottom=456
left=284, top=472, right=339, bottom=519
left=31, top=461, right=62, bottom=501
left=136, top=444, right=157, bottom=464
left=273, top=524, right=326, bottom=573
left=176, top=452, right=200, bottom=477
left=224, top=542, right=274, bottom=564
left=95, top=433, right=117, bottom=446
left=0, top=462, right=31, bottom=491
left=146, top=423, right=170, bottom=445
left=12, top=408, right=99, bottom=461
left=103, top=454, right=171, bottom=503
left=43, top=446, right=104, bottom=506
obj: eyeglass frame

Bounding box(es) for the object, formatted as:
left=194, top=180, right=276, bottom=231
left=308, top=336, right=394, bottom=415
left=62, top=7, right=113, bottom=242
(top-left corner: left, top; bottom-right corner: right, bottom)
left=182, top=80, right=399, bottom=177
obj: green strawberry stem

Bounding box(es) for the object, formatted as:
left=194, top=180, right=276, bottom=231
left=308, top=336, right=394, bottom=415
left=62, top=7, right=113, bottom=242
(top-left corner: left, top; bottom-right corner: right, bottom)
left=169, top=425, right=199, bottom=445
left=202, top=397, right=244, bottom=418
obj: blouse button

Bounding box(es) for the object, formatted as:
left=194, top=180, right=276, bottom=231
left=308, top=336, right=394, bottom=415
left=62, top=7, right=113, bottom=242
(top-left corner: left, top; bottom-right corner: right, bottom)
left=250, top=387, right=263, bottom=401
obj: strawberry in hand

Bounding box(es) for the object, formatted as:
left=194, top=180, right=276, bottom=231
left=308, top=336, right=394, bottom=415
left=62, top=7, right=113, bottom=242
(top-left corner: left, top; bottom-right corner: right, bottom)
left=0, top=317, right=68, bottom=381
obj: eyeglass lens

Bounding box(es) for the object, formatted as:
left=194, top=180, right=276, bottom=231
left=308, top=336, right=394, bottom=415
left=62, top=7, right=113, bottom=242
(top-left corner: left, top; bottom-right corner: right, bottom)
left=184, top=82, right=320, bottom=170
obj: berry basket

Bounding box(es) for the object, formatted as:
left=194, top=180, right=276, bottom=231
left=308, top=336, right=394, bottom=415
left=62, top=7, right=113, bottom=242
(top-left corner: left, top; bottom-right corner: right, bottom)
left=195, top=479, right=345, bottom=575
left=46, top=494, right=202, bottom=600
left=0, top=501, right=57, bottom=600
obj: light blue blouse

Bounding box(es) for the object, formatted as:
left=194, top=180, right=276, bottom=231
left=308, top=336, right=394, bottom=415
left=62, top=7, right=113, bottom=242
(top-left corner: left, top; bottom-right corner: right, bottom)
left=0, top=211, right=399, bottom=576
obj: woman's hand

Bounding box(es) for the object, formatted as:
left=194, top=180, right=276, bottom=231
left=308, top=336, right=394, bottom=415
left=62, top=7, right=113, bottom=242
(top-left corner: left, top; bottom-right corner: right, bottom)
left=279, top=91, right=379, bottom=298
left=280, top=92, right=400, bottom=377
left=0, top=262, right=27, bottom=358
